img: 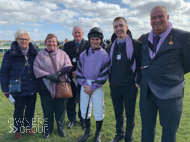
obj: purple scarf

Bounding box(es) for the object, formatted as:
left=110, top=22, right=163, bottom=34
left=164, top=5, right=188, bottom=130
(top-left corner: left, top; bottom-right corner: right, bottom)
left=19, top=45, right=29, bottom=56
left=110, top=34, right=137, bottom=80
left=148, top=22, right=172, bottom=59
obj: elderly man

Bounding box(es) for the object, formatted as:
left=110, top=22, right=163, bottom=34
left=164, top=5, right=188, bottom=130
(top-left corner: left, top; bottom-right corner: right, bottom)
left=106, top=17, right=141, bottom=142
left=140, top=5, right=190, bottom=142
left=64, top=26, right=88, bottom=129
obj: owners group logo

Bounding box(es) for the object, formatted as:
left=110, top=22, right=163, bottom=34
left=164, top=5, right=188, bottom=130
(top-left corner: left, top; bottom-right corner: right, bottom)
left=8, top=118, right=48, bottom=133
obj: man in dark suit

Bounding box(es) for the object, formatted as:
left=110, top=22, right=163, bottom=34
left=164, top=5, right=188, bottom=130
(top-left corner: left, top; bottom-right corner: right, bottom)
left=140, top=5, right=190, bottom=142
left=64, top=26, right=88, bottom=129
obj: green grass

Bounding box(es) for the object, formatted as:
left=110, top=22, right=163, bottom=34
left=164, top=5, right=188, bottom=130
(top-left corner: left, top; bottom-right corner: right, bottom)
left=0, top=56, right=190, bottom=142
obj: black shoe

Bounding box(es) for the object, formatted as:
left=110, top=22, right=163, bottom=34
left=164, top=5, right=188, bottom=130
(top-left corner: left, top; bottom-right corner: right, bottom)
left=68, top=121, right=76, bottom=129
left=43, top=131, right=50, bottom=139
left=94, top=131, right=101, bottom=142
left=80, top=119, right=86, bottom=129
left=59, top=130, right=66, bottom=137
left=110, top=135, right=124, bottom=142
left=94, top=120, right=103, bottom=142
left=78, top=119, right=91, bottom=142
left=78, top=130, right=92, bottom=142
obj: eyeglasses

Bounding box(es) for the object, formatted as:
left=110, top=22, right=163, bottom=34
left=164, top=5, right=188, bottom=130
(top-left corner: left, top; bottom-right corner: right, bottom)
left=17, top=38, right=29, bottom=42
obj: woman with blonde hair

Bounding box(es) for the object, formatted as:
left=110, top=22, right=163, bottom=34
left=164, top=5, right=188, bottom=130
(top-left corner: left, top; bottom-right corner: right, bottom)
left=0, top=28, right=39, bottom=140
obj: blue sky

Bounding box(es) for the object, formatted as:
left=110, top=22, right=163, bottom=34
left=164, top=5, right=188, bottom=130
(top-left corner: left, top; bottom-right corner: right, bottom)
left=0, top=0, right=190, bottom=41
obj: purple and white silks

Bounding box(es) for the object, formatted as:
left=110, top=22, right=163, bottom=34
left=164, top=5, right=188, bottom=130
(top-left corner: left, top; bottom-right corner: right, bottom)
left=76, top=47, right=110, bottom=91
left=148, top=22, right=172, bottom=59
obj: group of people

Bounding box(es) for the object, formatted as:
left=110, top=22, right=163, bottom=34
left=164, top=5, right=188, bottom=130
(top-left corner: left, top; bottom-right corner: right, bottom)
left=0, top=5, right=190, bottom=142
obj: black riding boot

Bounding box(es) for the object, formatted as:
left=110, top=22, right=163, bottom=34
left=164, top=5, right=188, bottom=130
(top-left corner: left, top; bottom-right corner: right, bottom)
left=79, top=119, right=92, bottom=142
left=94, top=120, right=103, bottom=142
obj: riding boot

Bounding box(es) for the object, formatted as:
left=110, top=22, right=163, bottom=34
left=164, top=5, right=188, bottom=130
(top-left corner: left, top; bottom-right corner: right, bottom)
left=78, top=118, right=92, bottom=142
left=94, top=120, right=103, bottom=142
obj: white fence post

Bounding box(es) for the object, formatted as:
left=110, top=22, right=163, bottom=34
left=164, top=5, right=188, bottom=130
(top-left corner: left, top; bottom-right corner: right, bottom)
left=0, top=47, right=10, bottom=55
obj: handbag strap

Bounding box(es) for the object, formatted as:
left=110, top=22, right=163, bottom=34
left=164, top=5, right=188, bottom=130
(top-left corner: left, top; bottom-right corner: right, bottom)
left=19, top=55, right=29, bottom=80
left=47, top=52, right=57, bottom=73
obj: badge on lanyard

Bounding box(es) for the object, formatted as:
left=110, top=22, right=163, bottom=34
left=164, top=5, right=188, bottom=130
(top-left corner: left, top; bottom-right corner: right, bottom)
left=72, top=58, right=76, bottom=63
left=117, top=53, right=122, bottom=60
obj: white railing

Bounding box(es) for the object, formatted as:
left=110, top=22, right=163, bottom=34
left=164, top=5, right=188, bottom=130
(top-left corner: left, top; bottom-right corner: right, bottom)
left=0, top=47, right=10, bottom=54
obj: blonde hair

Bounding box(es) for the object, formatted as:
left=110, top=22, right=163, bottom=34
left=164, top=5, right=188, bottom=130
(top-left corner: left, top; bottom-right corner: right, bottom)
left=14, top=28, right=31, bottom=42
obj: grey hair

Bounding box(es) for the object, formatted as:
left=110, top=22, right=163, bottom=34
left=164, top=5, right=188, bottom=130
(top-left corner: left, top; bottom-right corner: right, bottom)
left=72, top=26, right=83, bottom=33
left=14, top=28, right=31, bottom=42
left=150, top=5, right=168, bottom=15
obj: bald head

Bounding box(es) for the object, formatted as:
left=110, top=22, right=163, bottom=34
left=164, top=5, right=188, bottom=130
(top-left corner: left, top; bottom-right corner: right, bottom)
left=150, top=5, right=168, bottom=16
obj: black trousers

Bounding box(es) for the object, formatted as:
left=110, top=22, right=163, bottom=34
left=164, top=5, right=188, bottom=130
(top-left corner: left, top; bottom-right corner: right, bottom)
left=13, top=94, right=36, bottom=132
left=110, top=84, right=137, bottom=141
left=140, top=87, right=183, bottom=142
left=67, top=81, right=82, bottom=122
left=40, top=95, right=67, bottom=133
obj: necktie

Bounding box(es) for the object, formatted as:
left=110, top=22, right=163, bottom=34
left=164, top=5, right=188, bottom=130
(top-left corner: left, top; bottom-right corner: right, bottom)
left=153, top=36, right=160, bottom=53
left=76, top=42, right=80, bottom=51
left=117, top=43, right=123, bottom=51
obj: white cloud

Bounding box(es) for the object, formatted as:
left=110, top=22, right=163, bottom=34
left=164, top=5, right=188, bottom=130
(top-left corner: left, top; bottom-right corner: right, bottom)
left=56, top=31, right=65, bottom=35
left=0, top=21, right=7, bottom=25
left=33, top=29, right=39, bottom=32
left=0, top=0, right=79, bottom=25
left=0, top=0, right=190, bottom=40
left=28, top=23, right=43, bottom=27
left=0, top=29, right=14, bottom=40
left=0, top=30, right=14, bottom=35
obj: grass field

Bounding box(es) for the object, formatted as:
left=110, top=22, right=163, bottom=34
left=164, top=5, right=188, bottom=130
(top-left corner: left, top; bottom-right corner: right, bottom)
left=0, top=55, right=190, bottom=142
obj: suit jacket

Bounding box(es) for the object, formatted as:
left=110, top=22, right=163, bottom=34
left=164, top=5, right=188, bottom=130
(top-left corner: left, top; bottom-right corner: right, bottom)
left=64, top=39, right=88, bottom=79
left=140, top=28, right=190, bottom=99
left=64, top=39, right=88, bottom=102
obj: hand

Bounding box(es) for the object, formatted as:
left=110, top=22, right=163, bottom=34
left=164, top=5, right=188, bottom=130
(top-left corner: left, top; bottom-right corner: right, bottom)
left=72, top=71, right=76, bottom=79
left=47, top=72, right=61, bottom=83
left=135, top=83, right=140, bottom=89
left=4, top=93, right=9, bottom=98
left=47, top=75, right=60, bottom=83
left=83, top=85, right=93, bottom=95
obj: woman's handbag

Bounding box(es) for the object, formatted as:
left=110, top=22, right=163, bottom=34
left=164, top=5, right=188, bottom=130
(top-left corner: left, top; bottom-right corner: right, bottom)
left=48, top=53, right=73, bottom=98
left=56, top=80, right=73, bottom=98
left=9, top=80, right=22, bottom=94
left=9, top=56, right=29, bottom=94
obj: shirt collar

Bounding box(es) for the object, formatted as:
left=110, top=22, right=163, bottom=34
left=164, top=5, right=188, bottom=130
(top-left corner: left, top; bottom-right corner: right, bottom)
left=75, top=40, right=82, bottom=44
left=154, top=32, right=163, bottom=37
left=117, top=38, right=126, bottom=44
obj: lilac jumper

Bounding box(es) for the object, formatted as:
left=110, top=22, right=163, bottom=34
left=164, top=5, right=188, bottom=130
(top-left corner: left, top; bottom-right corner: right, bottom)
left=76, top=47, right=110, bottom=91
